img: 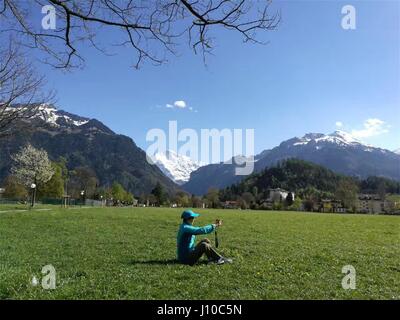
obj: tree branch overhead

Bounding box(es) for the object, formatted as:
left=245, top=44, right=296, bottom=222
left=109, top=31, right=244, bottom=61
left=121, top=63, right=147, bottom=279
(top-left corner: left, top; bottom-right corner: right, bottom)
left=0, top=0, right=281, bottom=69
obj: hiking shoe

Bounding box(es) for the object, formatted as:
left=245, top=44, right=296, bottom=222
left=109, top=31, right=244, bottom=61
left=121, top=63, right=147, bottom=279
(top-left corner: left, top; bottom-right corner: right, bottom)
left=216, top=257, right=233, bottom=265
left=223, top=257, right=233, bottom=264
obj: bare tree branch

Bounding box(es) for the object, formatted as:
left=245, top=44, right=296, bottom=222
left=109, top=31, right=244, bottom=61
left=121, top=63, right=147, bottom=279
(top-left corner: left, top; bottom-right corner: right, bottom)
left=0, top=0, right=281, bottom=69
left=0, top=40, right=54, bottom=137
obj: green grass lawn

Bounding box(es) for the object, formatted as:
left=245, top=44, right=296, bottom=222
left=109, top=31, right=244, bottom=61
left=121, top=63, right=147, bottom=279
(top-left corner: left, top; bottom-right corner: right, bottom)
left=0, top=203, right=51, bottom=211
left=0, top=206, right=399, bottom=299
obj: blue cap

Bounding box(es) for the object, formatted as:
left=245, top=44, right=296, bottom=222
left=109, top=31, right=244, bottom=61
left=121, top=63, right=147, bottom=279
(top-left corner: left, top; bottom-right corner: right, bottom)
left=181, top=209, right=200, bottom=219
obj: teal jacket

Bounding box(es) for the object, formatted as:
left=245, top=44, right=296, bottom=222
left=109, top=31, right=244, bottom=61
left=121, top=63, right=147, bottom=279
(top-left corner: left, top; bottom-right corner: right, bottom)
left=177, top=222, right=215, bottom=263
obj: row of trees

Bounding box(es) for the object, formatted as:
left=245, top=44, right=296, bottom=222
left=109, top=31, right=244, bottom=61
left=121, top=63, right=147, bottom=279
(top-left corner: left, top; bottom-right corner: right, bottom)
left=2, top=145, right=213, bottom=208
left=196, top=180, right=369, bottom=212
left=2, top=144, right=136, bottom=205
left=3, top=144, right=207, bottom=207
left=3, top=144, right=194, bottom=207
left=138, top=183, right=204, bottom=208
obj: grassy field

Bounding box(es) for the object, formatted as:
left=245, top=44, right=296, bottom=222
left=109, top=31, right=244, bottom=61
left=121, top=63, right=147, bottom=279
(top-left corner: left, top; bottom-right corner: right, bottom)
left=0, top=206, right=399, bottom=300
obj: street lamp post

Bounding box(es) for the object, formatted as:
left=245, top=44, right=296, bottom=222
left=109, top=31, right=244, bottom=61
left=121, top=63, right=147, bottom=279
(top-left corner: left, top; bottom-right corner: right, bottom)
left=31, top=183, right=37, bottom=208
left=80, top=190, right=85, bottom=207
left=100, top=195, right=104, bottom=207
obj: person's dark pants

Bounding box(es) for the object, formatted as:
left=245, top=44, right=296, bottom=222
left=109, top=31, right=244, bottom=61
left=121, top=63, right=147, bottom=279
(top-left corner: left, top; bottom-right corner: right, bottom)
left=187, top=238, right=222, bottom=265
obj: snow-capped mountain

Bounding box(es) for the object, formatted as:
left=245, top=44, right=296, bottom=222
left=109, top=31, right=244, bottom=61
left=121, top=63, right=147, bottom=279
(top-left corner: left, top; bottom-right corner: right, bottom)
left=10, top=103, right=90, bottom=127
left=394, top=148, right=400, bottom=155
left=152, top=150, right=202, bottom=185
left=183, top=130, right=400, bottom=195
left=35, top=104, right=90, bottom=127
left=293, top=130, right=360, bottom=147
left=286, top=130, right=390, bottom=153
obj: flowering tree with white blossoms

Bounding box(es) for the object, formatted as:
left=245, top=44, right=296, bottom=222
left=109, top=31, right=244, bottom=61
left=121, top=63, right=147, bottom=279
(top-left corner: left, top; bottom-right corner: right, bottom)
left=11, top=144, right=54, bottom=206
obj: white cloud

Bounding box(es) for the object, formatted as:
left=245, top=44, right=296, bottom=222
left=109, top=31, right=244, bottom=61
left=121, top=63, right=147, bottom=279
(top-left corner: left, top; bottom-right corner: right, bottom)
left=335, top=121, right=343, bottom=128
left=350, top=118, right=390, bottom=139
left=174, top=100, right=186, bottom=108
left=165, top=100, right=192, bottom=110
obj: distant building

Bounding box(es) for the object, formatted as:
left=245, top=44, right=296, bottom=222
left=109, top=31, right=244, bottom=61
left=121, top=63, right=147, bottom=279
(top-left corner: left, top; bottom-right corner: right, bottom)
left=320, top=199, right=347, bottom=213
left=267, top=188, right=295, bottom=203
left=357, top=194, right=389, bottom=214
left=258, top=188, right=295, bottom=210
left=223, top=200, right=239, bottom=209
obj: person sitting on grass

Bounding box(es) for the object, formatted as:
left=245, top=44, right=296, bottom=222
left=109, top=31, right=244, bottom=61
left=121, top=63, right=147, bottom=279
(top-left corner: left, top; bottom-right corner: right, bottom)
left=177, top=209, right=232, bottom=265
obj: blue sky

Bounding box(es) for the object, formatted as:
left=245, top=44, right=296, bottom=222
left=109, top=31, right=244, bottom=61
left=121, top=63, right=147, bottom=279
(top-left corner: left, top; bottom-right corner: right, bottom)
left=37, top=0, right=399, bottom=157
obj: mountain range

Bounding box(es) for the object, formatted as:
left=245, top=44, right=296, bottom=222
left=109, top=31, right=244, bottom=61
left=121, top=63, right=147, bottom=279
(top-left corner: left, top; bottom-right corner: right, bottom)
left=0, top=105, right=178, bottom=195
left=1, top=105, right=399, bottom=197
left=182, top=131, right=400, bottom=195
